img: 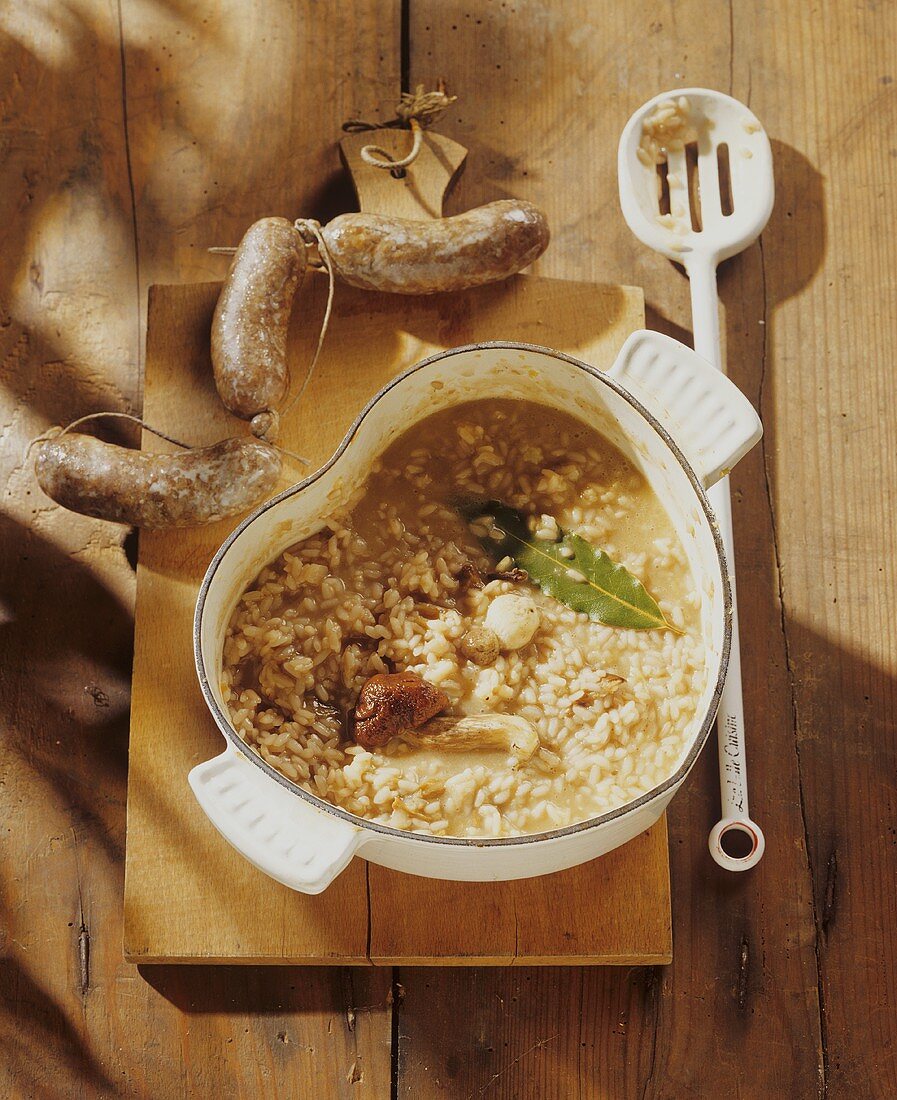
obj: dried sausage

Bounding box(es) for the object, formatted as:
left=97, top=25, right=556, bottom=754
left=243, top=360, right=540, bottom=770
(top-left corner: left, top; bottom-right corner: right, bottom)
left=211, top=217, right=306, bottom=421
left=34, top=434, right=281, bottom=528
left=321, top=199, right=549, bottom=294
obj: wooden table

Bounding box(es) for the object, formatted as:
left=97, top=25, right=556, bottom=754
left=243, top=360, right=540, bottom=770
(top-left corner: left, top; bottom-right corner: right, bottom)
left=1, top=2, right=894, bottom=1096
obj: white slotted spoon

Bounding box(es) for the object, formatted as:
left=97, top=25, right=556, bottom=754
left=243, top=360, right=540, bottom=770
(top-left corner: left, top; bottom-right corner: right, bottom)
left=618, top=88, right=773, bottom=871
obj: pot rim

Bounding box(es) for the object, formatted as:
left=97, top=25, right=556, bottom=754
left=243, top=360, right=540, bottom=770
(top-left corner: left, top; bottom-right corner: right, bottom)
left=195, top=340, right=732, bottom=847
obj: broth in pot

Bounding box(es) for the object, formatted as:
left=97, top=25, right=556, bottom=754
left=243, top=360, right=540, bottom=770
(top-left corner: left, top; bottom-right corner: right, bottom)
left=222, top=398, right=706, bottom=838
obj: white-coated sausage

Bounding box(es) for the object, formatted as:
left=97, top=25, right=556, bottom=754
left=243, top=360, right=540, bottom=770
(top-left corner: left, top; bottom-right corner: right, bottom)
left=34, top=434, right=281, bottom=528
left=321, top=199, right=549, bottom=294
left=211, top=217, right=306, bottom=421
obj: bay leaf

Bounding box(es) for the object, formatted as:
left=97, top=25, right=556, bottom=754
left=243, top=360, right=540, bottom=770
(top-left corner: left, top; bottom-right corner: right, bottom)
left=468, top=501, right=680, bottom=633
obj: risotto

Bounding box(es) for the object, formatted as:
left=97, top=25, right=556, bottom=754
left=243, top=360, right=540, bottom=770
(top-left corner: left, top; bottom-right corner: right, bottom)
left=222, top=398, right=706, bottom=838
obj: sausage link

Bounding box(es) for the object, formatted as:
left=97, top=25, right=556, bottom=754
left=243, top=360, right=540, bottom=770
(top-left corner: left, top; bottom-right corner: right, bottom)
left=211, top=217, right=306, bottom=419
left=321, top=199, right=549, bottom=295
left=34, top=434, right=281, bottom=528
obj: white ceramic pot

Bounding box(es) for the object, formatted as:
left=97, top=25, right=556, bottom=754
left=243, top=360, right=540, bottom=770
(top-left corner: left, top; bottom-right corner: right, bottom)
left=190, top=331, right=762, bottom=893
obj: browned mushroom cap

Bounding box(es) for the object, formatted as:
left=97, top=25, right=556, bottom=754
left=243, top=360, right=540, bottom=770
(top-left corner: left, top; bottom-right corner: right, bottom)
left=352, top=672, right=449, bottom=749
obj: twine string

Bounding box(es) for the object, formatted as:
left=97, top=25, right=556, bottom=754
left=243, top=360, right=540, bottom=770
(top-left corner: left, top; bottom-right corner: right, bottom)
left=359, top=117, right=424, bottom=170
left=25, top=411, right=311, bottom=471
left=346, top=84, right=456, bottom=172
left=25, top=412, right=192, bottom=462
left=205, top=219, right=335, bottom=425
left=280, top=219, right=335, bottom=425
left=198, top=218, right=337, bottom=465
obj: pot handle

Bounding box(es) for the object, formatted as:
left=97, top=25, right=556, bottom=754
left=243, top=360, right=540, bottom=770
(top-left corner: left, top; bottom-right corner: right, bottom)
left=188, top=749, right=364, bottom=894
left=607, top=330, right=762, bottom=488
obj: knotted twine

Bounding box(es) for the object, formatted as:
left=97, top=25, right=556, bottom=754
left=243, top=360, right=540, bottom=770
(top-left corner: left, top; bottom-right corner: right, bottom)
left=343, top=84, right=457, bottom=173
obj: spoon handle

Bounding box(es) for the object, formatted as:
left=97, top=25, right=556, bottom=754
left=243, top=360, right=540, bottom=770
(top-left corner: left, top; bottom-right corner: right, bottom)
left=708, top=481, right=765, bottom=869
left=688, top=257, right=766, bottom=871
left=687, top=258, right=723, bottom=368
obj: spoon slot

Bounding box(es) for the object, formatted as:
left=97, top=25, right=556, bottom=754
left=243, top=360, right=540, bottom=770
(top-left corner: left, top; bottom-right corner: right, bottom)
left=656, top=160, right=671, bottom=216
left=685, top=141, right=702, bottom=232
left=717, top=143, right=734, bottom=216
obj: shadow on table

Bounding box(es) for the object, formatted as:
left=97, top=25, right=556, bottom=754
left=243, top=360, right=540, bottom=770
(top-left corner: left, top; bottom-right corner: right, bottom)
left=0, top=953, right=118, bottom=1097
left=138, top=962, right=389, bottom=1020
left=0, top=514, right=131, bottom=1090
left=0, top=512, right=132, bottom=866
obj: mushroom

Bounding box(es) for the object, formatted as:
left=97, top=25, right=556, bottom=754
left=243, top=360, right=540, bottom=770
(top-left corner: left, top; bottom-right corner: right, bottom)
left=401, top=714, right=540, bottom=761
left=580, top=673, right=627, bottom=702
left=459, top=625, right=500, bottom=666
left=352, top=672, right=449, bottom=749
left=484, top=593, right=541, bottom=650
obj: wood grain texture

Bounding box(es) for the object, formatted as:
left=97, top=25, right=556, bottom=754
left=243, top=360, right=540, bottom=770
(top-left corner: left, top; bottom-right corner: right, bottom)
left=121, top=0, right=401, bottom=300
left=0, top=1, right=398, bottom=1096
left=398, top=0, right=895, bottom=1096
left=729, top=7, right=897, bottom=1096
left=125, top=275, right=673, bottom=967
left=369, top=827, right=670, bottom=966
left=125, top=283, right=372, bottom=966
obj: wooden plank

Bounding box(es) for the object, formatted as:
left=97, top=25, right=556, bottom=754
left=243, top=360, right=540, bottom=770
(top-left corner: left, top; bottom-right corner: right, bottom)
left=395, top=967, right=661, bottom=1097
left=401, top=1, right=832, bottom=1095
left=0, top=5, right=152, bottom=1098
left=370, top=825, right=670, bottom=966
left=0, top=1, right=398, bottom=1096
left=125, top=275, right=673, bottom=967
left=121, top=0, right=402, bottom=292
left=119, top=0, right=401, bottom=1086
left=125, top=291, right=373, bottom=966
left=734, top=4, right=897, bottom=1096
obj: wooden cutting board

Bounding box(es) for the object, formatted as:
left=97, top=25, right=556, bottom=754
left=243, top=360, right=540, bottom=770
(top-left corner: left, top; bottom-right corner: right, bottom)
left=123, top=273, right=673, bottom=965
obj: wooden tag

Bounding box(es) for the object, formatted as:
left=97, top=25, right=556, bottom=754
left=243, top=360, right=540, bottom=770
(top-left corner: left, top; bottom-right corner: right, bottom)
left=338, top=129, right=468, bottom=220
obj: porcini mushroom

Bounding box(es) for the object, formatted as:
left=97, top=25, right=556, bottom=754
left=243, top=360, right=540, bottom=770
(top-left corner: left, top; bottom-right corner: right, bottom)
left=485, top=593, right=541, bottom=650
left=352, top=671, right=449, bottom=749
left=401, top=714, right=540, bottom=761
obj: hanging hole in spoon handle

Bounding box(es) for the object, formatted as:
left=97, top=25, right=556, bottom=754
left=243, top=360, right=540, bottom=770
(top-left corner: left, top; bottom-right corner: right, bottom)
left=709, top=816, right=766, bottom=871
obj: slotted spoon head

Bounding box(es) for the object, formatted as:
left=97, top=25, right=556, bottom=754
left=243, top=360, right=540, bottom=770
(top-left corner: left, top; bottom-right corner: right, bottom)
left=618, top=88, right=774, bottom=268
